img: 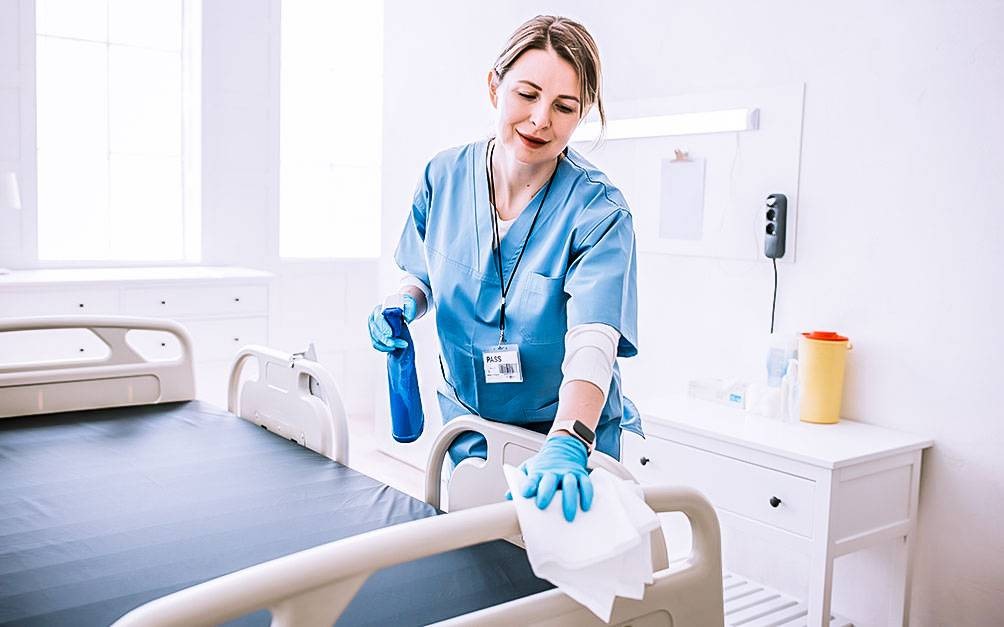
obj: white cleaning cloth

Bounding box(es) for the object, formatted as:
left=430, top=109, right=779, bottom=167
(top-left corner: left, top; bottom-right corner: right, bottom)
left=503, top=465, right=661, bottom=622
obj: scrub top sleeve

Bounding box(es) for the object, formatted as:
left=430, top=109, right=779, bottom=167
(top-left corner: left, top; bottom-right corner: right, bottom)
left=393, top=173, right=433, bottom=291
left=564, top=208, right=639, bottom=357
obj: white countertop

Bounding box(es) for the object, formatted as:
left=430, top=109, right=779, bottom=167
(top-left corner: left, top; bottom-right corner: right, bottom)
left=638, top=394, right=933, bottom=469
left=0, top=266, right=274, bottom=287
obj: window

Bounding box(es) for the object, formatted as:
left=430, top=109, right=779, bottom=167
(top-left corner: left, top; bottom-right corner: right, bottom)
left=35, top=0, right=201, bottom=262
left=279, top=2, right=383, bottom=259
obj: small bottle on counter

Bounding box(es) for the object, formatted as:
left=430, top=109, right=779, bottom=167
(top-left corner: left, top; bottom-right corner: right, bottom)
left=687, top=378, right=749, bottom=410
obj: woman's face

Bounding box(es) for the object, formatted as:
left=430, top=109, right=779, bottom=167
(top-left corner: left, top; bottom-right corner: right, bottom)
left=490, top=47, right=583, bottom=167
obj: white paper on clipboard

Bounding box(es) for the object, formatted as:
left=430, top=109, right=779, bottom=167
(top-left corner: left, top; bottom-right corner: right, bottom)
left=659, top=157, right=706, bottom=241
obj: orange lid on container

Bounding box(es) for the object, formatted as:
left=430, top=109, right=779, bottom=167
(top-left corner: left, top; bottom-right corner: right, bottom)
left=802, top=330, right=848, bottom=342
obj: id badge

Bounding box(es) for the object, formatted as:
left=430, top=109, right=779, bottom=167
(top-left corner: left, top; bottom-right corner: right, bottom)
left=482, top=344, right=523, bottom=383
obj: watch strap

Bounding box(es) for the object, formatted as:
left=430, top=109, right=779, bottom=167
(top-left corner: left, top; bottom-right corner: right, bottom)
left=549, top=419, right=595, bottom=453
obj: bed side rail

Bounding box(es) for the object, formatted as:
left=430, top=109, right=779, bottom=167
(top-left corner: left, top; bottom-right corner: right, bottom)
left=423, top=414, right=635, bottom=513
left=111, top=485, right=722, bottom=627
left=228, top=345, right=349, bottom=465
left=423, top=414, right=670, bottom=572
left=0, top=316, right=195, bottom=418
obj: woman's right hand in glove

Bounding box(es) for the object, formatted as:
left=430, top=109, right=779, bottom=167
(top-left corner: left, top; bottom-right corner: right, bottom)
left=368, top=293, right=418, bottom=352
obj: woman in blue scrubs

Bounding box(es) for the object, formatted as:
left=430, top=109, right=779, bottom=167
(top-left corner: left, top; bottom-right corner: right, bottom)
left=370, top=15, right=640, bottom=522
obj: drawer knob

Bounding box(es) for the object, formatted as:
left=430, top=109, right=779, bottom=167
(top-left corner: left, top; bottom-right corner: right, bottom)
left=639, top=456, right=650, bottom=466
left=78, top=303, right=84, bottom=308
left=234, top=297, right=240, bottom=302
left=233, top=337, right=240, bottom=342
left=769, top=496, right=782, bottom=508
left=160, top=300, right=167, bottom=305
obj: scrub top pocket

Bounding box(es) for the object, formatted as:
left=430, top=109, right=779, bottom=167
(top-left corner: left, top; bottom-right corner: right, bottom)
left=518, top=272, right=567, bottom=345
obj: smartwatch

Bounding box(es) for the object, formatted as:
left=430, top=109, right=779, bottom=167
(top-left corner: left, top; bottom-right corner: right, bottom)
left=549, top=419, right=596, bottom=454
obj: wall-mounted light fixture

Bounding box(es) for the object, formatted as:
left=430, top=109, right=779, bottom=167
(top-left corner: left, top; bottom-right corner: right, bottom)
left=571, top=107, right=760, bottom=143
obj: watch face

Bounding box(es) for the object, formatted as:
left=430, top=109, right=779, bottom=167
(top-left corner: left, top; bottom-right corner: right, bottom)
left=572, top=420, right=595, bottom=445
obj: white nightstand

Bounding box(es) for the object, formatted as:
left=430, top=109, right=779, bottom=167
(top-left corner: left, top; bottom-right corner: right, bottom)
left=623, top=395, right=932, bottom=627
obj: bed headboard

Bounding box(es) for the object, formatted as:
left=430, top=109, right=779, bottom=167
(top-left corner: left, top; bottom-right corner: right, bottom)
left=228, top=345, right=349, bottom=465
left=0, top=316, right=196, bottom=418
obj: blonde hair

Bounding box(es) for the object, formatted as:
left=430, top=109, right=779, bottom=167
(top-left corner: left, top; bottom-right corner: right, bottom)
left=492, top=15, right=606, bottom=135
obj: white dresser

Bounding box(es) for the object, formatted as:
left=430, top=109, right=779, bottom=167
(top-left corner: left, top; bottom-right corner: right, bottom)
left=624, top=395, right=933, bottom=627
left=0, top=267, right=273, bottom=407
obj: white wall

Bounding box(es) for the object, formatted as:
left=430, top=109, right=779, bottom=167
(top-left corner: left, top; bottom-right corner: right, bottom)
left=202, top=0, right=275, bottom=270
left=0, top=0, right=34, bottom=267
left=381, top=1, right=1004, bottom=625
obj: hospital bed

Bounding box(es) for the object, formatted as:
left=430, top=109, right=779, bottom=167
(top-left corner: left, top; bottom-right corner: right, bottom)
left=0, top=316, right=724, bottom=626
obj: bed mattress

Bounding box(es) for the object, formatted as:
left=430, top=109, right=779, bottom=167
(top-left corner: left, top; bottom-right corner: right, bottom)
left=0, top=401, right=552, bottom=626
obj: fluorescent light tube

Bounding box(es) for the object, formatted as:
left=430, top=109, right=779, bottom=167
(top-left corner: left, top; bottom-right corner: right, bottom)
left=571, top=107, right=759, bottom=143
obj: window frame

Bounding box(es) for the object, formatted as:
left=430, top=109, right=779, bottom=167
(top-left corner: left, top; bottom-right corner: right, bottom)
left=25, top=0, right=202, bottom=269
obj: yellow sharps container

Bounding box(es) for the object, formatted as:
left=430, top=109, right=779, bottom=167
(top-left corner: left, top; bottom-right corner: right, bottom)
left=798, top=331, right=852, bottom=424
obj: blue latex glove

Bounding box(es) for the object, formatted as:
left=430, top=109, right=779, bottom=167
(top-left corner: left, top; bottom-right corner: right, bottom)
left=368, top=293, right=418, bottom=352
left=516, top=435, right=593, bottom=522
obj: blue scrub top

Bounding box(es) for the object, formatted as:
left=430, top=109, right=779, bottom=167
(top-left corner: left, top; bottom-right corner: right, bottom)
left=394, top=139, right=642, bottom=462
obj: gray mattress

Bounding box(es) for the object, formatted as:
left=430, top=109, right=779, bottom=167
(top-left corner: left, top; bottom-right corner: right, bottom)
left=0, top=400, right=551, bottom=626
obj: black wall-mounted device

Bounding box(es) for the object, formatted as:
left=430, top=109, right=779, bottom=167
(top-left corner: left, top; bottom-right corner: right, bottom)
left=764, top=193, right=787, bottom=259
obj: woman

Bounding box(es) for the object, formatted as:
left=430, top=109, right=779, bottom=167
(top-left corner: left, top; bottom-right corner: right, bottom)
left=369, top=15, right=641, bottom=522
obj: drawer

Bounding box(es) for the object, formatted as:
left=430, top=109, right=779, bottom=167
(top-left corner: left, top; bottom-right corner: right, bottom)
left=186, top=317, right=268, bottom=362
left=125, top=328, right=185, bottom=361
left=122, top=284, right=268, bottom=318
left=623, top=434, right=815, bottom=538
left=0, top=288, right=119, bottom=317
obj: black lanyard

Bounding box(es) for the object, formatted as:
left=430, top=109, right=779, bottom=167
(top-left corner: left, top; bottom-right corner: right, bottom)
left=485, top=139, right=558, bottom=345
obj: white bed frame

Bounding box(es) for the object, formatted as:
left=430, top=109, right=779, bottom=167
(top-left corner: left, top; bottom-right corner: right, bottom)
left=428, top=414, right=639, bottom=510
left=0, top=316, right=196, bottom=418
left=0, top=316, right=724, bottom=626
left=228, top=344, right=349, bottom=465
